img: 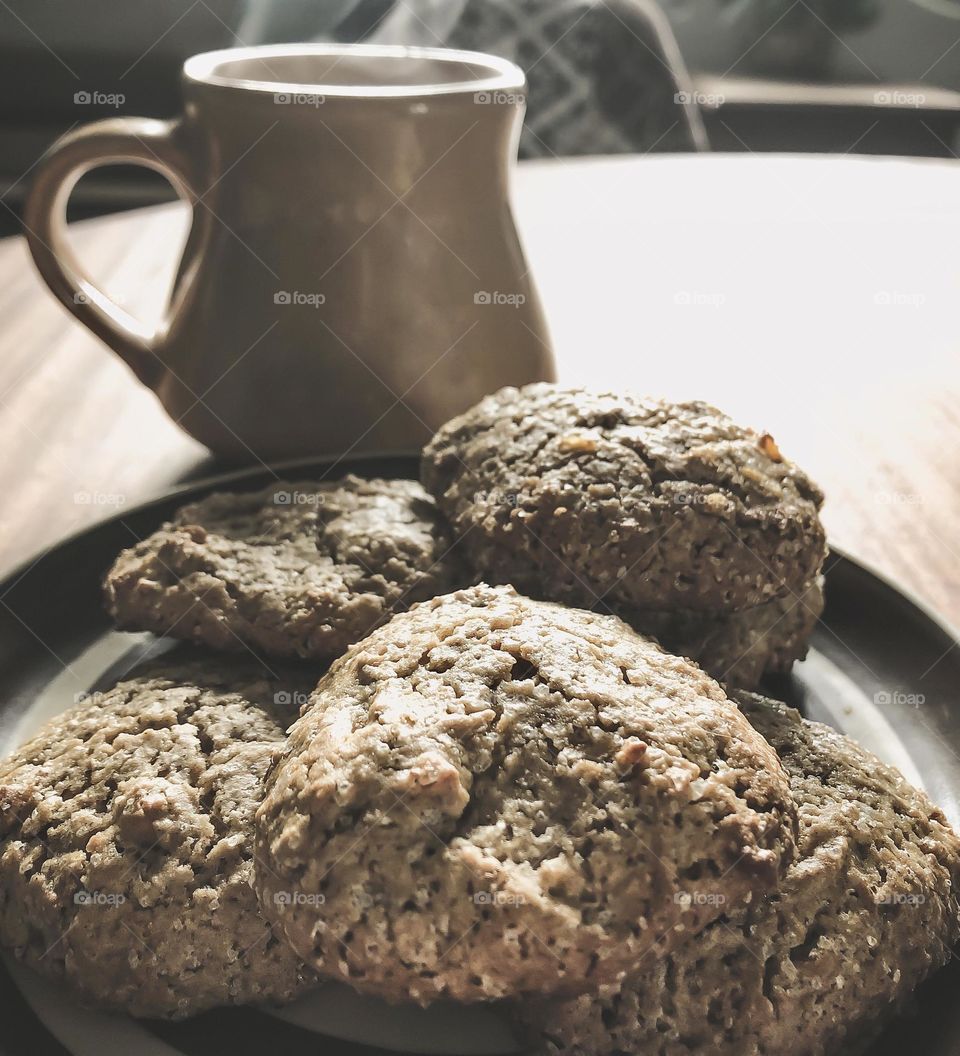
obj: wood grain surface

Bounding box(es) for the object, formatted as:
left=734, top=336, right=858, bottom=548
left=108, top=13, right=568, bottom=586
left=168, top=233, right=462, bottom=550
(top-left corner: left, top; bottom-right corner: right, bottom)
left=1, top=153, right=958, bottom=625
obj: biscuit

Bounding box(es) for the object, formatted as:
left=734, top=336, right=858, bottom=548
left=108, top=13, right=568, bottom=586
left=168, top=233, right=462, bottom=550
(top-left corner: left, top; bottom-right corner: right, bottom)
left=0, top=658, right=317, bottom=1018
left=514, top=692, right=960, bottom=1056
left=421, top=385, right=825, bottom=613
left=254, top=585, right=796, bottom=1005
left=621, top=576, right=824, bottom=688
left=104, top=475, right=464, bottom=659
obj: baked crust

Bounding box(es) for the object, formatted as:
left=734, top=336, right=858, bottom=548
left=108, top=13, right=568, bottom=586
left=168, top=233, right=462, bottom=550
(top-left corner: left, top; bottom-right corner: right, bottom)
left=513, top=692, right=960, bottom=1056
left=618, top=576, right=825, bottom=689
left=422, top=385, right=825, bottom=614
left=104, top=476, right=464, bottom=659
left=0, top=657, right=317, bottom=1018
left=254, top=585, right=796, bottom=1005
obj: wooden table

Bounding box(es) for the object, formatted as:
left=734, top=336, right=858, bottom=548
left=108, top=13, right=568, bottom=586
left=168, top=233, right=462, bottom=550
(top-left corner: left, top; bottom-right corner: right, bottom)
left=2, top=153, right=959, bottom=625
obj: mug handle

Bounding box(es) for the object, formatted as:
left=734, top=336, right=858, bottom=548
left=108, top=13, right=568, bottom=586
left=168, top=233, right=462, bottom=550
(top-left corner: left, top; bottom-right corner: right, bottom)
left=22, top=117, right=199, bottom=388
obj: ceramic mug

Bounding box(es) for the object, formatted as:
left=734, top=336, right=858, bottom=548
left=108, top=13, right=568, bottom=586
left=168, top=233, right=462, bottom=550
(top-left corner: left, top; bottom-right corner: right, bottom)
left=23, top=44, right=555, bottom=459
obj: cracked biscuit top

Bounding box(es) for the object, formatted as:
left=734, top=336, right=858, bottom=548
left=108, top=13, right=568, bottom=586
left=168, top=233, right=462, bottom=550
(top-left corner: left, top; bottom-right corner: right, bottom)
left=514, top=692, right=960, bottom=1056
left=0, top=657, right=316, bottom=1018
left=421, top=385, right=825, bottom=613
left=104, top=475, right=465, bottom=660
left=254, top=584, right=796, bottom=1005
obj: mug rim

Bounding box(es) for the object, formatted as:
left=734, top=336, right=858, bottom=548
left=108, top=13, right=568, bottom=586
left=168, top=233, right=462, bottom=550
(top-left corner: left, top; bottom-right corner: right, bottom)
left=183, top=43, right=525, bottom=98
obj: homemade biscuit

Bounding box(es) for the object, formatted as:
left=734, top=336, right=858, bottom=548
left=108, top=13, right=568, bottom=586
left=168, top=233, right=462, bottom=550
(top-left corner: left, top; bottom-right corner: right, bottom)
left=104, top=475, right=464, bottom=659
left=514, top=692, right=960, bottom=1056
left=621, top=576, right=824, bottom=689
left=422, top=385, right=825, bottom=613
left=0, top=658, right=317, bottom=1018
left=255, top=585, right=796, bottom=1005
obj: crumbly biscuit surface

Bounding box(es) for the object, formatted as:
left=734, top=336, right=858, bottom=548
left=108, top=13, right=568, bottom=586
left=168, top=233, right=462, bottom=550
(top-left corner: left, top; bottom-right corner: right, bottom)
left=422, top=385, right=825, bottom=613
left=515, top=692, right=960, bottom=1056
left=104, top=475, right=463, bottom=659
left=0, top=659, right=317, bottom=1018
left=255, top=585, right=796, bottom=1005
left=621, top=576, right=824, bottom=689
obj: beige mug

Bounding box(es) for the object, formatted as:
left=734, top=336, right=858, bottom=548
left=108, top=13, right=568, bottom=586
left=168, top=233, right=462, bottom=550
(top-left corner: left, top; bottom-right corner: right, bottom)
left=23, top=44, right=554, bottom=460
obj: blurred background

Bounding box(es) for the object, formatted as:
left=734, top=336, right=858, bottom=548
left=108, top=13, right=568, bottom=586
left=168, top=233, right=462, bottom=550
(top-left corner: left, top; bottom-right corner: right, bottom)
left=1, top=0, right=959, bottom=236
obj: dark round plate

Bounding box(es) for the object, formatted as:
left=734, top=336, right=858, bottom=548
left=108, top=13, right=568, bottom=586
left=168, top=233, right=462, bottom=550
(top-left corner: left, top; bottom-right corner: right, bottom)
left=1, top=453, right=959, bottom=1055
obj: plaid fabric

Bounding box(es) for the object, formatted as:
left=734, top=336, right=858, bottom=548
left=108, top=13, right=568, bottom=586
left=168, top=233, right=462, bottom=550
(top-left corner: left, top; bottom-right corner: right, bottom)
left=240, top=0, right=706, bottom=156
left=434, top=0, right=705, bottom=157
